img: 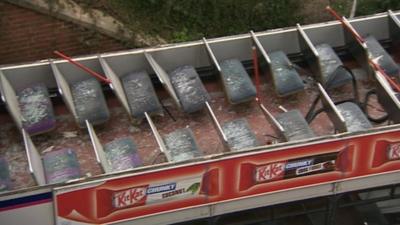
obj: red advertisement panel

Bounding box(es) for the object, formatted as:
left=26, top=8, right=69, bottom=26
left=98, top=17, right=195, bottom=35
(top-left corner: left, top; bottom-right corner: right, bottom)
left=55, top=129, right=400, bottom=225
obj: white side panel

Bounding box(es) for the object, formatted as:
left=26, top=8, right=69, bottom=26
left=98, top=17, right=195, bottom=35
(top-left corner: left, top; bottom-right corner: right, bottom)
left=202, top=38, right=222, bottom=72
left=375, top=70, right=400, bottom=108
left=98, top=56, right=131, bottom=115
left=317, top=83, right=347, bottom=132
left=0, top=70, right=22, bottom=129
left=250, top=31, right=272, bottom=64
left=343, top=17, right=371, bottom=76
left=297, top=24, right=324, bottom=83
left=258, top=103, right=285, bottom=134
left=388, top=10, right=400, bottom=41
left=86, top=120, right=110, bottom=173
left=0, top=202, right=54, bottom=225
left=144, top=52, right=181, bottom=108
left=205, top=101, right=228, bottom=146
left=145, top=112, right=169, bottom=161
left=303, top=23, right=345, bottom=47
left=351, top=14, right=389, bottom=41
left=255, top=29, right=300, bottom=54
left=22, top=129, right=46, bottom=185
left=209, top=36, right=253, bottom=62
left=297, top=24, right=319, bottom=57
left=50, top=61, right=77, bottom=118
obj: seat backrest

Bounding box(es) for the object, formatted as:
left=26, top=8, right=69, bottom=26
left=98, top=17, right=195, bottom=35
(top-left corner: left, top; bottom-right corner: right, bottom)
left=121, top=70, right=163, bottom=119
left=275, top=110, right=316, bottom=141
left=268, top=50, right=305, bottom=96
left=317, top=83, right=347, bottom=133
left=222, top=118, right=259, bottom=151
left=203, top=37, right=256, bottom=104
left=168, top=65, right=210, bottom=113
left=163, top=128, right=202, bottom=163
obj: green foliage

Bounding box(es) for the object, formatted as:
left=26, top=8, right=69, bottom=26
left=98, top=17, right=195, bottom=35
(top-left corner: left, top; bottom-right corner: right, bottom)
left=330, top=0, right=352, bottom=15
left=75, top=0, right=400, bottom=45
left=330, top=0, right=400, bottom=17
left=356, top=0, right=400, bottom=15
left=106, top=0, right=302, bottom=43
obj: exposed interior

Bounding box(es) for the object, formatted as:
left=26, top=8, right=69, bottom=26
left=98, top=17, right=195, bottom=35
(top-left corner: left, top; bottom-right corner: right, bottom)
left=0, top=11, right=399, bottom=195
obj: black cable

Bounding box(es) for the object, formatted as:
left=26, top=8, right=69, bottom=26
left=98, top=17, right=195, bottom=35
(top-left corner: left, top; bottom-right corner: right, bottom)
left=305, top=95, right=321, bottom=122
left=305, top=65, right=355, bottom=123
left=306, top=66, right=389, bottom=124
left=306, top=99, right=358, bottom=123
left=307, top=91, right=388, bottom=124
left=151, top=151, right=165, bottom=165
left=306, top=106, right=325, bottom=122
left=363, top=89, right=389, bottom=123
left=342, top=68, right=388, bottom=123
left=264, top=134, right=280, bottom=140
left=341, top=65, right=359, bottom=103
left=160, top=101, right=176, bottom=121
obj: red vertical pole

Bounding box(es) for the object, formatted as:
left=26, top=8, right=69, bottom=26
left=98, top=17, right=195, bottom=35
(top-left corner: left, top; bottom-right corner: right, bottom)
left=53, top=51, right=111, bottom=84
left=369, top=59, right=400, bottom=92
left=252, top=46, right=261, bottom=103
left=325, top=6, right=400, bottom=92
left=325, top=6, right=365, bottom=44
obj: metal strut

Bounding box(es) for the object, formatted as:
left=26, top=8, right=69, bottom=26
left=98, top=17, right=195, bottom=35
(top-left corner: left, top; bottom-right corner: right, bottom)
left=325, top=194, right=342, bottom=225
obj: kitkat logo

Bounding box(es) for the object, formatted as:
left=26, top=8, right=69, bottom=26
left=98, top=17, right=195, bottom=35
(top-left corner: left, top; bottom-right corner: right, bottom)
left=255, top=162, right=285, bottom=182
left=112, top=186, right=148, bottom=209
left=388, top=143, right=400, bottom=160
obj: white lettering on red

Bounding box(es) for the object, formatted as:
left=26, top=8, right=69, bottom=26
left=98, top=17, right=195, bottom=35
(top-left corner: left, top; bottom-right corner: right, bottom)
left=255, top=162, right=285, bottom=182
left=112, top=187, right=147, bottom=208
left=388, top=143, right=400, bottom=160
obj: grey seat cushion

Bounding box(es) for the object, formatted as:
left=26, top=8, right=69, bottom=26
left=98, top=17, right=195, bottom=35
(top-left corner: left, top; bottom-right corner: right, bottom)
left=169, top=65, right=210, bottom=113
left=0, top=157, right=12, bottom=192
left=104, top=137, right=142, bottom=172
left=316, top=43, right=352, bottom=88
left=365, top=35, right=399, bottom=81
left=336, top=102, right=372, bottom=132
left=220, top=58, right=256, bottom=104
left=121, top=71, right=162, bottom=119
left=163, top=128, right=202, bottom=162
left=222, top=118, right=259, bottom=151
left=275, top=110, right=315, bottom=141
left=43, top=148, right=81, bottom=184
left=17, top=83, right=56, bottom=135
left=269, top=51, right=305, bottom=96
left=71, top=77, right=110, bottom=127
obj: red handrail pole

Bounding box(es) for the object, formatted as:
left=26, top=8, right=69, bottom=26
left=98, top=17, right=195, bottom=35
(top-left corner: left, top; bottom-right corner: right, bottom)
left=53, top=51, right=111, bottom=84
left=325, top=6, right=400, bottom=92
left=369, top=58, right=400, bottom=92
left=252, top=46, right=261, bottom=103
left=325, top=6, right=365, bottom=44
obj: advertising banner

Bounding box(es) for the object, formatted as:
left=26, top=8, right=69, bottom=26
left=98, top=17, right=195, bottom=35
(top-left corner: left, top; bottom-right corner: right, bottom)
left=55, top=129, right=400, bottom=225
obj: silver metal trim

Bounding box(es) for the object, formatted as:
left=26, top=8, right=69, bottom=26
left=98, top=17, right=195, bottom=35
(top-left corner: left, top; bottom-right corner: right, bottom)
left=297, top=24, right=320, bottom=57
left=205, top=101, right=228, bottom=144
left=317, top=83, right=347, bottom=132
left=249, top=30, right=272, bottom=64
left=202, top=37, right=221, bottom=72
left=145, top=112, right=170, bottom=161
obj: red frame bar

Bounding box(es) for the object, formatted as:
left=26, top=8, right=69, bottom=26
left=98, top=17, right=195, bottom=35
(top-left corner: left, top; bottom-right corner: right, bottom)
left=326, top=6, right=365, bottom=44
left=54, top=51, right=111, bottom=84
left=252, top=46, right=261, bottom=103
left=325, top=6, right=400, bottom=92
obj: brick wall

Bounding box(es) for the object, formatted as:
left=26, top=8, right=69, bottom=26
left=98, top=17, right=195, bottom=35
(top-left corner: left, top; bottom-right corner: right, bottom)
left=0, top=1, right=127, bottom=65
